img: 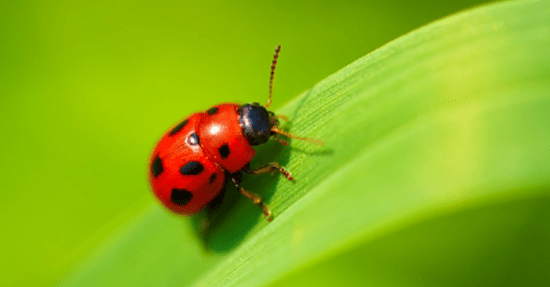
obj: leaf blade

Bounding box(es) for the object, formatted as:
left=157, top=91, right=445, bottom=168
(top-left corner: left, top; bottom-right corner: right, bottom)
left=58, top=1, right=550, bottom=286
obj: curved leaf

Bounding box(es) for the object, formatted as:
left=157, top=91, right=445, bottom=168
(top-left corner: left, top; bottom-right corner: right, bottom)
left=58, top=1, right=550, bottom=286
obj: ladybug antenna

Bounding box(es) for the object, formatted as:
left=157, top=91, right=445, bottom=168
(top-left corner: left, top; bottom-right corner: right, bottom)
left=266, top=44, right=281, bottom=109
left=271, top=127, right=324, bottom=145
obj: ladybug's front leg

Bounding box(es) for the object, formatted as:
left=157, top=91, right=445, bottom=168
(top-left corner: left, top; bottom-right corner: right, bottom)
left=230, top=176, right=273, bottom=221
left=244, top=162, right=294, bottom=181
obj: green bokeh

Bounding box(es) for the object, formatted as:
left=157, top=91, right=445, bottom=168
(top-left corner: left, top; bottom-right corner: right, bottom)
left=1, top=1, right=490, bottom=286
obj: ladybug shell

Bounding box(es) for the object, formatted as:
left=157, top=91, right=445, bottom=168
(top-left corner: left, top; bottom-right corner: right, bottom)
left=198, top=104, right=255, bottom=173
left=149, top=113, right=226, bottom=215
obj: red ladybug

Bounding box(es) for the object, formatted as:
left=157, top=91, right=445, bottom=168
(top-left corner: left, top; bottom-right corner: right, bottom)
left=149, top=45, right=321, bottom=221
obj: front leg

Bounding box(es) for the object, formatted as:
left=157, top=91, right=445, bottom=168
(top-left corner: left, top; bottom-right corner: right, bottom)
left=244, top=162, right=294, bottom=181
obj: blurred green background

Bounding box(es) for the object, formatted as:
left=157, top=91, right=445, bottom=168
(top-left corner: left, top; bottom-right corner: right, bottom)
left=1, top=0, right=491, bottom=286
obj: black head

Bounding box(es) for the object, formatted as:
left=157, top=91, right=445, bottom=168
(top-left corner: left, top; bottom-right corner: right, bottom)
left=238, top=102, right=278, bottom=145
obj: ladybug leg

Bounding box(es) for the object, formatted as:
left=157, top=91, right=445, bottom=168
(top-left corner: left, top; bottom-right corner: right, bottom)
left=271, top=127, right=325, bottom=145
left=273, top=135, right=290, bottom=146
left=231, top=177, right=273, bottom=221
left=245, top=162, right=294, bottom=181
left=276, top=114, right=289, bottom=122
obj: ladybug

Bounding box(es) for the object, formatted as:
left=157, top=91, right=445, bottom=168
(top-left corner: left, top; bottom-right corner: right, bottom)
left=149, top=45, right=321, bottom=221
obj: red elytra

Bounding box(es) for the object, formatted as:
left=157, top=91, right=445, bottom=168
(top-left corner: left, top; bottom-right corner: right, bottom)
left=197, top=104, right=255, bottom=173
left=148, top=45, right=322, bottom=221
left=150, top=113, right=225, bottom=215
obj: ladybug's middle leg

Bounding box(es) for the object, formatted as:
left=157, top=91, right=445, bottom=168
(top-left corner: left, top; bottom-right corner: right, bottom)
left=245, top=162, right=294, bottom=181
left=230, top=176, right=273, bottom=221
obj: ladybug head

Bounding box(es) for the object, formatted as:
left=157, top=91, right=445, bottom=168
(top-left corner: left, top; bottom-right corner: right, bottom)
left=238, top=102, right=279, bottom=146
left=236, top=45, right=324, bottom=147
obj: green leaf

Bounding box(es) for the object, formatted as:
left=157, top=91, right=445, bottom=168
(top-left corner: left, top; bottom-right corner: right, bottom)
left=58, top=1, right=550, bottom=286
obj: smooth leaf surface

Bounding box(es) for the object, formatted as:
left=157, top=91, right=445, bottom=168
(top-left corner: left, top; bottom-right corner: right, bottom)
left=59, top=1, right=550, bottom=286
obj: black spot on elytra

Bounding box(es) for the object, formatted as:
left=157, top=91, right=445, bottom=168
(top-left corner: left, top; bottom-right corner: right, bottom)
left=151, top=156, right=164, bottom=178
left=209, top=173, right=217, bottom=184
left=170, top=119, right=188, bottom=136
left=180, top=161, right=204, bottom=175
left=171, top=188, right=193, bottom=205
left=207, top=107, right=218, bottom=115
left=187, top=132, right=199, bottom=146
left=218, top=144, right=230, bottom=159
